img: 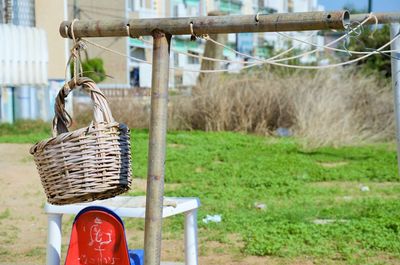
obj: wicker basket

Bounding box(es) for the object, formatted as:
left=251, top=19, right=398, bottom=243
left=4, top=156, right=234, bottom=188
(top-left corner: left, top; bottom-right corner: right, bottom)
left=30, top=77, right=132, bottom=205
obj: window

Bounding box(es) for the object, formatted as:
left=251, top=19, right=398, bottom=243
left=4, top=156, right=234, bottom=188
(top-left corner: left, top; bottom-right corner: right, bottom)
left=128, top=0, right=134, bottom=11
left=187, top=6, right=198, bottom=16
left=173, top=4, right=179, bottom=17
left=187, top=51, right=199, bottom=65
left=174, top=53, right=179, bottom=67
left=128, top=0, right=145, bottom=11
left=130, top=47, right=146, bottom=61
left=288, top=0, right=294, bottom=12
left=10, top=0, right=35, bottom=26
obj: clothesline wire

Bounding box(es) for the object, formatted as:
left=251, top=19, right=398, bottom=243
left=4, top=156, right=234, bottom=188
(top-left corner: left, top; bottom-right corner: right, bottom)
left=253, top=13, right=375, bottom=63
left=239, top=30, right=400, bottom=70
left=77, top=12, right=399, bottom=73
left=138, top=13, right=395, bottom=65
left=187, top=14, right=370, bottom=64
left=197, top=13, right=399, bottom=67
left=276, top=32, right=398, bottom=55
left=83, top=29, right=399, bottom=73
left=138, top=32, right=316, bottom=65
left=138, top=37, right=254, bottom=65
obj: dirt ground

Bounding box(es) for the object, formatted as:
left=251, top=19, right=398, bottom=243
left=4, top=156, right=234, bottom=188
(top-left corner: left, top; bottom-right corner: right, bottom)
left=0, top=143, right=284, bottom=265
left=3, top=144, right=398, bottom=265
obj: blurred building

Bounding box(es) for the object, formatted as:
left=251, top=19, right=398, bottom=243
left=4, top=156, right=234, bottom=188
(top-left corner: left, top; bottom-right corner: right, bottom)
left=0, top=0, right=327, bottom=123
left=0, top=0, right=69, bottom=123
left=140, top=0, right=326, bottom=86
left=256, top=0, right=325, bottom=62
left=72, top=0, right=246, bottom=89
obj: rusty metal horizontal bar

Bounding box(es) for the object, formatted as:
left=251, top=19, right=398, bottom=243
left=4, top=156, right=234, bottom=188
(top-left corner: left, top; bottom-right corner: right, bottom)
left=60, top=11, right=349, bottom=38
left=351, top=12, right=400, bottom=24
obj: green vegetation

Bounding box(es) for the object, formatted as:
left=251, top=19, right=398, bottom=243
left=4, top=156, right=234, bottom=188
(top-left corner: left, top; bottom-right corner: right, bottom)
left=0, top=209, right=10, bottom=220
left=25, top=247, right=45, bottom=257
left=1, top=127, right=399, bottom=263
left=71, top=57, right=107, bottom=83
left=347, top=25, right=392, bottom=79
left=0, top=120, right=50, bottom=143
left=132, top=131, right=399, bottom=263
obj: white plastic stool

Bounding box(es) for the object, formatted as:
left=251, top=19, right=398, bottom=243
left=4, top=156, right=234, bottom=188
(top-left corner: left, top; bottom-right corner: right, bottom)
left=44, top=196, right=200, bottom=265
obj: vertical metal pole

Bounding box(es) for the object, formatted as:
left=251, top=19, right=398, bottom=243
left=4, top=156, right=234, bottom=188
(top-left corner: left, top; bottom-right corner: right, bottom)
left=391, top=23, right=400, bottom=176
left=368, top=0, right=373, bottom=13
left=46, top=214, right=62, bottom=265
left=184, top=210, right=199, bottom=265
left=144, top=30, right=171, bottom=265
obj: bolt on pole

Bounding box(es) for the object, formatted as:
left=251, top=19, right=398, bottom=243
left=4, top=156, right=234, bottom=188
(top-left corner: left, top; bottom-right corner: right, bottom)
left=390, top=23, right=400, bottom=176
left=144, top=30, right=171, bottom=265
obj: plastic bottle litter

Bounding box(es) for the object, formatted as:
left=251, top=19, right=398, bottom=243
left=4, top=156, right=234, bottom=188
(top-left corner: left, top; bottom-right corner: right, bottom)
left=254, top=202, right=267, bottom=210
left=360, top=185, right=370, bottom=192
left=202, top=214, right=222, bottom=224
left=276, top=127, right=292, bottom=137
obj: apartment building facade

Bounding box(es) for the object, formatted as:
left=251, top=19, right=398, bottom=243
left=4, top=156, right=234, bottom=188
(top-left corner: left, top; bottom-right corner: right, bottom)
left=86, top=0, right=248, bottom=88
left=257, top=0, right=325, bottom=61
left=0, top=0, right=69, bottom=123
left=142, top=0, right=326, bottom=86
left=0, top=0, right=327, bottom=123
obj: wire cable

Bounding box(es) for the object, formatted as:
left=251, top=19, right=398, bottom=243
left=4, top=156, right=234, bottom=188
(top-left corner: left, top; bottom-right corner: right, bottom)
left=276, top=32, right=399, bottom=55
left=82, top=29, right=400, bottom=72
left=76, top=13, right=399, bottom=73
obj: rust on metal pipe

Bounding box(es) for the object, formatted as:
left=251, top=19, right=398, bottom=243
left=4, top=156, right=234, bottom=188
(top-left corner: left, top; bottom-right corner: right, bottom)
left=351, top=12, right=400, bottom=25
left=144, top=30, right=171, bottom=265
left=60, top=11, right=349, bottom=38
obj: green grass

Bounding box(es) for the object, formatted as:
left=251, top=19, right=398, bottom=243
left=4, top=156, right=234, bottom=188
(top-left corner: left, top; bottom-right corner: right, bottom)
left=0, top=120, right=51, bottom=143
left=0, top=209, right=10, bottom=220
left=1, top=124, right=399, bottom=264
left=132, top=131, right=400, bottom=263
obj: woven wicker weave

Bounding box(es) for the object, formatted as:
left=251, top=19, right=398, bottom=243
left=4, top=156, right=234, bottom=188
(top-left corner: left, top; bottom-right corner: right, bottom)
left=30, top=77, right=132, bottom=205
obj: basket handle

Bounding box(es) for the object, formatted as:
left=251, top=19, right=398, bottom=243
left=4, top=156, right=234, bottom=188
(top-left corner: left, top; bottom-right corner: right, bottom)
left=53, top=77, right=115, bottom=137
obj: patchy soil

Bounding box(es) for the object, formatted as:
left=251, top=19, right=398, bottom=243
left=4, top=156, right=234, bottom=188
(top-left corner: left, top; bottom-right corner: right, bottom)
left=317, top=161, right=349, bottom=168
left=0, top=144, right=277, bottom=265
left=0, top=144, right=47, bottom=264
left=1, top=144, right=399, bottom=265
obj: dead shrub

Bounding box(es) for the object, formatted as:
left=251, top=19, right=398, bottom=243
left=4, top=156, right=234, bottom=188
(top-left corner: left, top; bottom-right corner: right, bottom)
left=172, top=73, right=293, bottom=134
left=289, top=70, right=394, bottom=147
left=72, top=69, right=394, bottom=147
left=174, top=69, right=394, bottom=147
left=73, top=97, right=150, bottom=129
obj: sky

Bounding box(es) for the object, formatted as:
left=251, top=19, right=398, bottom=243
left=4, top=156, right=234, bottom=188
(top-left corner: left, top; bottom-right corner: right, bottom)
left=318, top=0, right=400, bottom=12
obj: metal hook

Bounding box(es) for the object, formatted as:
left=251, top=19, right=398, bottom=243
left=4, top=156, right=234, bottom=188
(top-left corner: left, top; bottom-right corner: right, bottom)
left=190, top=22, right=196, bottom=41
left=255, top=12, right=260, bottom=24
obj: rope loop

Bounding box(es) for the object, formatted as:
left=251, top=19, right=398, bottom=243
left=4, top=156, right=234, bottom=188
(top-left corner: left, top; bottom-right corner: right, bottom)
left=189, top=22, right=197, bottom=41
left=255, top=12, right=260, bottom=23
left=201, top=34, right=210, bottom=40
left=368, top=12, right=379, bottom=38
left=67, top=19, right=85, bottom=83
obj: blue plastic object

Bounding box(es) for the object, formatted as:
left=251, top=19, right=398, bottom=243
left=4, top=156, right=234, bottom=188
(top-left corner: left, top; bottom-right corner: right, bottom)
left=129, top=249, right=144, bottom=265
